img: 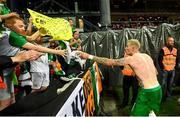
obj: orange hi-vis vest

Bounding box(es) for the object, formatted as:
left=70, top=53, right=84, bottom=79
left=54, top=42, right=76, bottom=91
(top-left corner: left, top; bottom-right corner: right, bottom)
left=122, top=64, right=135, bottom=76
left=0, top=76, right=6, bottom=89
left=162, top=47, right=177, bottom=71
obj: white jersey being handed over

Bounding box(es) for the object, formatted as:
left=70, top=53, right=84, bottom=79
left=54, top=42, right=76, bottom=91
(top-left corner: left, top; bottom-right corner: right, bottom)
left=30, top=53, right=49, bottom=73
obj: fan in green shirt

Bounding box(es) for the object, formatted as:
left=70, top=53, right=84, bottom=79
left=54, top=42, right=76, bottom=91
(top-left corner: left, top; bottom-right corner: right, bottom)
left=0, top=0, right=19, bottom=37
left=5, top=16, right=66, bottom=57
left=8, top=31, right=28, bottom=47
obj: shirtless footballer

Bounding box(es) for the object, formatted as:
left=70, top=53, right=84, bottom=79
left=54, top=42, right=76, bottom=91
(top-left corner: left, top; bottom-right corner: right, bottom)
left=78, top=39, right=162, bottom=116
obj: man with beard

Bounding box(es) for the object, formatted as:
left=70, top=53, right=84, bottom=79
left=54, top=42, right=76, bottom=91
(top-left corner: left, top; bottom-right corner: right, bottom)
left=158, top=36, right=178, bottom=101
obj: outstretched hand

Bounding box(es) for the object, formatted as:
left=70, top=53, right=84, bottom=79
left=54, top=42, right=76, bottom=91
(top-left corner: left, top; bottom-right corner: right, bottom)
left=14, top=50, right=42, bottom=62
left=58, top=49, right=68, bottom=58
left=76, top=51, right=91, bottom=59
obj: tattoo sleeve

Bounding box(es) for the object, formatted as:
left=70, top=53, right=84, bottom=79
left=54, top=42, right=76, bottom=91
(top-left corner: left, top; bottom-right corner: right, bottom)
left=92, top=56, right=127, bottom=66
left=114, top=58, right=126, bottom=66
left=92, top=56, right=110, bottom=65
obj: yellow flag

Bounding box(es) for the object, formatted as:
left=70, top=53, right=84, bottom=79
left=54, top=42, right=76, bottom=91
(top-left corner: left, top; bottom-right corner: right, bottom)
left=27, top=9, right=72, bottom=41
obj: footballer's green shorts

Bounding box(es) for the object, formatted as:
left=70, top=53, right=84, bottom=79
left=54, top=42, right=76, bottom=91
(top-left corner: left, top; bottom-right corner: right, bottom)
left=131, top=85, right=162, bottom=116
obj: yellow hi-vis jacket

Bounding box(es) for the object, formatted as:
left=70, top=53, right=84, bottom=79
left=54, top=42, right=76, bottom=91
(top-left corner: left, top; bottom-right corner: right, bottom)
left=162, top=47, right=177, bottom=71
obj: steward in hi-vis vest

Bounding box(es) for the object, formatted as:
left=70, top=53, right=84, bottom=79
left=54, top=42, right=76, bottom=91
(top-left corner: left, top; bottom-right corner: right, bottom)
left=122, top=64, right=135, bottom=76
left=162, top=47, right=177, bottom=71
left=120, top=53, right=138, bottom=109
left=158, top=36, right=178, bottom=102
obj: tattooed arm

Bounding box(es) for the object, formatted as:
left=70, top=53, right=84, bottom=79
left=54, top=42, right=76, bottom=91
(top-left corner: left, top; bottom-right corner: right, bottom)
left=92, top=56, right=130, bottom=66
left=78, top=51, right=131, bottom=66
left=92, top=56, right=113, bottom=66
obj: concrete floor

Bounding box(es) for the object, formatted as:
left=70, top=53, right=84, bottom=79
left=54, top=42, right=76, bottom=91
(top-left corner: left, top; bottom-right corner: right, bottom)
left=98, top=88, right=132, bottom=116
left=102, top=96, right=122, bottom=116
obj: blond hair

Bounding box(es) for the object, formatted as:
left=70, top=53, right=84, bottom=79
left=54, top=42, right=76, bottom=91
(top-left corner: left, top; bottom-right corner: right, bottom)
left=127, top=39, right=141, bottom=49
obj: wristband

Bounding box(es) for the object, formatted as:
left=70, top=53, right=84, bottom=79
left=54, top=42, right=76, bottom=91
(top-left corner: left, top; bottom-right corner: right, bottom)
left=88, top=55, right=94, bottom=60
